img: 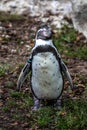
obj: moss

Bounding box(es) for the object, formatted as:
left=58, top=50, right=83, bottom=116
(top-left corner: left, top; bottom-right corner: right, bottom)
left=0, top=64, right=10, bottom=77
left=55, top=99, right=87, bottom=130
left=10, top=91, right=23, bottom=98
left=5, top=81, right=15, bottom=88
left=54, top=26, right=87, bottom=60
left=0, top=11, right=25, bottom=22
left=60, top=26, right=77, bottom=43
left=37, top=107, right=53, bottom=127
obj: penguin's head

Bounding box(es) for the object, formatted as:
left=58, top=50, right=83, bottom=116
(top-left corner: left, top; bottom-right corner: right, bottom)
left=36, top=25, right=53, bottom=40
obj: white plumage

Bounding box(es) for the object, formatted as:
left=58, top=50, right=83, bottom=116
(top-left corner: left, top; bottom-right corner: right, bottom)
left=32, top=51, right=63, bottom=99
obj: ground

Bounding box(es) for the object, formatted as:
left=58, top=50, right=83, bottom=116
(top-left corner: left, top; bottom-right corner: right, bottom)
left=0, top=13, right=87, bottom=130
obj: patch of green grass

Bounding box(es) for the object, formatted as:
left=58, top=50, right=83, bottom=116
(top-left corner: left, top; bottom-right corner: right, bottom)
left=54, top=26, right=87, bottom=60
left=0, top=65, right=5, bottom=77
left=5, top=81, right=15, bottom=88
left=2, top=106, right=10, bottom=112
left=29, top=107, right=53, bottom=128
left=73, top=45, right=87, bottom=60
left=55, top=99, right=87, bottom=130
left=22, top=96, right=33, bottom=107
left=2, top=93, right=87, bottom=129
left=2, top=100, right=19, bottom=112
left=37, top=107, right=53, bottom=127
left=2, top=36, right=10, bottom=42
left=10, top=91, right=33, bottom=107
left=12, top=110, right=21, bottom=120
left=12, top=113, right=21, bottom=120
left=76, top=74, right=87, bottom=86
left=0, top=11, right=25, bottom=22
left=17, top=38, right=23, bottom=44
left=0, top=64, right=10, bottom=77
left=18, top=63, right=25, bottom=69
left=0, top=128, right=6, bottom=130
left=29, top=99, right=87, bottom=129
left=10, top=91, right=23, bottom=98
left=60, top=25, right=77, bottom=43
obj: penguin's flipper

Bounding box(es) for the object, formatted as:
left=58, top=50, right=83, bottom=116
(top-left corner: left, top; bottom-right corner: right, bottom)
left=60, top=60, right=74, bottom=90
left=17, top=61, right=31, bottom=91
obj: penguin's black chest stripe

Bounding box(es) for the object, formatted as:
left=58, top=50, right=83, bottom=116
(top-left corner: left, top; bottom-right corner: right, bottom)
left=32, top=45, right=62, bottom=72
left=32, top=45, right=59, bottom=60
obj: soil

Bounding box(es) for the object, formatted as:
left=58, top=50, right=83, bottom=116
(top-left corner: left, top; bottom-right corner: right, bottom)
left=0, top=16, right=87, bottom=129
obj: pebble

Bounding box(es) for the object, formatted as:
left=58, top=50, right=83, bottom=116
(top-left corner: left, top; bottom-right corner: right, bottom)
left=11, top=49, right=17, bottom=54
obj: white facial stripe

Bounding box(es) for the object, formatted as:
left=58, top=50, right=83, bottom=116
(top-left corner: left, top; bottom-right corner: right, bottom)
left=37, top=28, right=46, bottom=33
left=36, top=28, right=47, bottom=39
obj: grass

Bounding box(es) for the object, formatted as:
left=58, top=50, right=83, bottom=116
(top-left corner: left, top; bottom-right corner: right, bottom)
left=1, top=22, right=87, bottom=129
left=37, top=107, right=53, bottom=127
left=4, top=81, right=15, bottom=88
left=30, top=99, right=87, bottom=129
left=0, top=65, right=6, bottom=77
left=55, top=99, right=87, bottom=130
left=2, top=100, right=19, bottom=112
left=54, top=26, right=87, bottom=60
left=10, top=91, right=23, bottom=98
left=73, top=45, right=87, bottom=59
left=2, top=36, right=10, bottom=42
left=10, top=91, right=33, bottom=107
left=0, top=11, right=25, bottom=22
left=0, top=128, right=6, bottom=130
left=59, top=25, right=77, bottom=43
left=2, top=94, right=87, bottom=129
left=0, top=64, right=10, bottom=77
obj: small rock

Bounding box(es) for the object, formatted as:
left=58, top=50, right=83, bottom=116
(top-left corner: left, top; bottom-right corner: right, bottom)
left=11, top=49, right=17, bottom=54
left=0, top=26, right=5, bottom=31
left=20, top=41, right=24, bottom=44
left=25, top=45, right=31, bottom=50
left=8, top=23, right=13, bottom=28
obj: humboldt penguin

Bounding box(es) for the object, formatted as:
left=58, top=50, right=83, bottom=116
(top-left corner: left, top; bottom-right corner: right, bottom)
left=17, top=25, right=75, bottom=110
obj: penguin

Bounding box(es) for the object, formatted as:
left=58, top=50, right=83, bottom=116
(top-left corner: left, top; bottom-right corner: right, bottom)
left=17, top=25, right=75, bottom=110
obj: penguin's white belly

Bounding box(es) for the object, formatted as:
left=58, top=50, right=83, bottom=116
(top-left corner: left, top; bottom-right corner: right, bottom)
left=31, top=52, right=63, bottom=99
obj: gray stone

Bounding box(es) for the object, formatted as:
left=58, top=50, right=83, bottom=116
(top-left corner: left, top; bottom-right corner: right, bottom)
left=71, top=0, right=87, bottom=38
left=0, top=0, right=72, bottom=28
left=0, top=0, right=87, bottom=38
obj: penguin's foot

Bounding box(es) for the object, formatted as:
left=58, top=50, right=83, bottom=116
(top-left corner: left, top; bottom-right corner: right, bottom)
left=54, top=99, right=62, bottom=110
left=32, top=99, right=40, bottom=111
left=16, top=86, right=20, bottom=91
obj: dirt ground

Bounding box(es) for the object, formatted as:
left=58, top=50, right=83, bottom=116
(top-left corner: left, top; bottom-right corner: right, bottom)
left=0, top=15, right=87, bottom=129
